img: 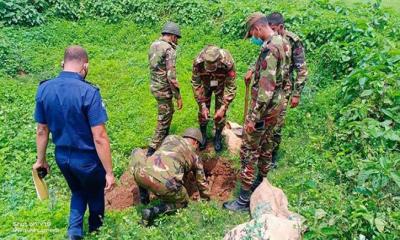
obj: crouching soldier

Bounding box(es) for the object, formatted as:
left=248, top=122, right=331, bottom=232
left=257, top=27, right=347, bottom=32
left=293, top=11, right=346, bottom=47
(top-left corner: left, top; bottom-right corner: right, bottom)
left=130, top=128, right=210, bottom=225
left=192, top=45, right=236, bottom=152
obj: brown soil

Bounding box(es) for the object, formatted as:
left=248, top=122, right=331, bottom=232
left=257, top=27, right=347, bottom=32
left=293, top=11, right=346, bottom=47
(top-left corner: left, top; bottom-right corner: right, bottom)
left=105, top=171, right=140, bottom=210
left=105, top=151, right=237, bottom=210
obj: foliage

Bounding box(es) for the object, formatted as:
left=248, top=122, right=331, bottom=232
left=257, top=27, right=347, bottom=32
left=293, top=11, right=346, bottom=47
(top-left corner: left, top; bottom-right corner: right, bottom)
left=0, top=0, right=399, bottom=239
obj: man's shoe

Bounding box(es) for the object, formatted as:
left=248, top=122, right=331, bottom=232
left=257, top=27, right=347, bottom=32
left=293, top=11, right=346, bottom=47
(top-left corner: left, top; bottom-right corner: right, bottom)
left=146, top=147, right=156, bottom=157
left=214, top=128, right=223, bottom=152
left=141, top=203, right=174, bottom=226
left=139, top=186, right=150, bottom=205
left=199, top=125, right=207, bottom=150
left=223, top=188, right=251, bottom=212
left=69, top=236, right=83, bottom=240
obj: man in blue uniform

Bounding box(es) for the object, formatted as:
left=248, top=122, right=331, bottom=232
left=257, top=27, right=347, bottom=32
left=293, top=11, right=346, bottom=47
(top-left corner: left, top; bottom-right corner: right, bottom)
left=32, top=45, right=115, bottom=240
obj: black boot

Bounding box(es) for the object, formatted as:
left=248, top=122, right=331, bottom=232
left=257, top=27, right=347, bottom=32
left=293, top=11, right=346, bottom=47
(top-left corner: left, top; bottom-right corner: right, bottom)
left=69, top=236, right=82, bottom=240
left=250, top=174, right=263, bottom=192
left=141, top=202, right=175, bottom=226
left=146, top=147, right=156, bottom=157
left=271, top=147, right=279, bottom=169
left=139, top=186, right=150, bottom=205
left=214, top=128, right=223, bottom=152
left=199, top=124, right=207, bottom=150
left=223, top=188, right=251, bottom=212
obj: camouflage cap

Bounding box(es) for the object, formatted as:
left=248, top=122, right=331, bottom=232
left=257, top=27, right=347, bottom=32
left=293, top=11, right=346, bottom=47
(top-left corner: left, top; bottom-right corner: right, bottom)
left=182, top=128, right=203, bottom=144
left=162, top=21, right=181, bottom=38
left=204, top=46, right=220, bottom=63
left=244, top=12, right=266, bottom=39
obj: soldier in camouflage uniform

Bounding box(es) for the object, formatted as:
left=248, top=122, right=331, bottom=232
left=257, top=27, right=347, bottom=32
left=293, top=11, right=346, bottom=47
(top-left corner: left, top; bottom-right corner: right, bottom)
left=191, top=45, right=237, bottom=152
left=223, top=16, right=286, bottom=212
left=147, top=21, right=183, bottom=157
left=266, top=12, right=308, bottom=166
left=130, top=128, right=210, bottom=225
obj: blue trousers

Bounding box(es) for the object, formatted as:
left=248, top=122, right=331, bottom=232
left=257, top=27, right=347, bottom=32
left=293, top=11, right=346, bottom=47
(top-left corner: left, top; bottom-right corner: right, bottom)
left=55, top=147, right=106, bottom=237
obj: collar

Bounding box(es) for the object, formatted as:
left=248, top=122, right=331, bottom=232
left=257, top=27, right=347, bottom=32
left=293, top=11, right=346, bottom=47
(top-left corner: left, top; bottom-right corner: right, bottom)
left=58, top=71, right=84, bottom=81
left=159, top=37, right=177, bottom=49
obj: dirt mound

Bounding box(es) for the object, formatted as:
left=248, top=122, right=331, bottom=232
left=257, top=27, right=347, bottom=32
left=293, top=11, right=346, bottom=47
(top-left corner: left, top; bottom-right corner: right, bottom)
left=105, top=171, right=140, bottom=210
left=184, top=157, right=237, bottom=201
left=105, top=154, right=237, bottom=210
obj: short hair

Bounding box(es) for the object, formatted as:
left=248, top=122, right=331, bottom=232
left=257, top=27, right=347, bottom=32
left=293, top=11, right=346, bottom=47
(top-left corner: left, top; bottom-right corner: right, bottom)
left=64, top=45, right=88, bottom=63
left=251, top=17, right=270, bottom=30
left=267, top=12, right=284, bottom=25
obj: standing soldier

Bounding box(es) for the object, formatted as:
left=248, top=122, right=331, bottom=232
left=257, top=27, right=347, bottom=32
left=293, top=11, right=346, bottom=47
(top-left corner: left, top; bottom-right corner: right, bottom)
left=32, top=46, right=115, bottom=239
left=130, top=128, right=210, bottom=225
left=147, top=21, right=183, bottom=157
left=266, top=12, right=308, bottom=166
left=223, top=16, right=286, bottom=212
left=191, top=45, right=237, bottom=152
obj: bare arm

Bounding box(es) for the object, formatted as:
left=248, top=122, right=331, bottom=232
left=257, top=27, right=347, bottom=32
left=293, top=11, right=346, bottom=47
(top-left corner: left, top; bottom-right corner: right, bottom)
left=33, top=123, right=50, bottom=171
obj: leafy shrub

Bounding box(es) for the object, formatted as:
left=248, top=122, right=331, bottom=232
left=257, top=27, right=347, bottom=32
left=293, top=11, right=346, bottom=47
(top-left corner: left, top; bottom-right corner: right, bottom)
left=0, top=0, right=48, bottom=26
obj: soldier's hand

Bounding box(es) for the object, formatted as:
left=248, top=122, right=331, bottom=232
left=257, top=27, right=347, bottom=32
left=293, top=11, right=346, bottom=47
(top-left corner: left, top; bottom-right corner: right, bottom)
left=214, top=106, right=226, bottom=123
left=244, top=120, right=256, bottom=133
left=33, top=159, right=50, bottom=174
left=290, top=96, right=300, bottom=108
left=176, top=98, right=183, bottom=110
left=105, top=172, right=115, bottom=191
left=202, top=107, right=209, bottom=120
left=244, top=70, right=253, bottom=86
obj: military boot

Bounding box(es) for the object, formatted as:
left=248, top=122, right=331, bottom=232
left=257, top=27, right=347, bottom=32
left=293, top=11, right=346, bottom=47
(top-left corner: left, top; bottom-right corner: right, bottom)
left=250, top=174, right=263, bottom=192
left=139, top=186, right=150, bottom=205
left=199, top=125, right=207, bottom=150
left=271, top=147, right=279, bottom=169
left=141, top=203, right=175, bottom=226
left=214, top=128, right=223, bottom=152
left=223, top=188, right=251, bottom=212
left=146, top=147, right=156, bottom=157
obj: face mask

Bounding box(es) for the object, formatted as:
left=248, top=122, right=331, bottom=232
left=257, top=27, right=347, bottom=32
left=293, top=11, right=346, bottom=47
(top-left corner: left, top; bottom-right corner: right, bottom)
left=250, top=36, right=263, bottom=46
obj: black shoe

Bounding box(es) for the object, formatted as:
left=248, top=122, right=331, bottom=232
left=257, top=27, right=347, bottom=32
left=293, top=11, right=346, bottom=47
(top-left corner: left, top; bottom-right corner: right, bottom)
left=199, top=125, right=207, bottom=150
left=139, top=186, right=150, bottom=205
left=214, top=128, right=223, bottom=152
left=146, top=147, right=156, bottom=157
left=141, top=203, right=174, bottom=226
left=69, top=236, right=82, bottom=240
left=223, top=188, right=251, bottom=212
left=250, top=174, right=263, bottom=192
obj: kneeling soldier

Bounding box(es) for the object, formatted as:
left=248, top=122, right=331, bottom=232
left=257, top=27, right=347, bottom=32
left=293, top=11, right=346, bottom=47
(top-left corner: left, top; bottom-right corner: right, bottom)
left=192, top=45, right=237, bottom=152
left=130, top=128, right=210, bottom=225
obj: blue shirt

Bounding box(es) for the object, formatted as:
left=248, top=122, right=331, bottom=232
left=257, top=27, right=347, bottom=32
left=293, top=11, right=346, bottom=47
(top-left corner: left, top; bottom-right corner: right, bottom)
left=34, top=71, right=108, bottom=151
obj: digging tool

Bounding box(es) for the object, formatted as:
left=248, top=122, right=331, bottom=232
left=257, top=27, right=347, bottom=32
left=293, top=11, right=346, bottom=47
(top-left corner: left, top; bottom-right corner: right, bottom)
left=32, top=167, right=49, bottom=200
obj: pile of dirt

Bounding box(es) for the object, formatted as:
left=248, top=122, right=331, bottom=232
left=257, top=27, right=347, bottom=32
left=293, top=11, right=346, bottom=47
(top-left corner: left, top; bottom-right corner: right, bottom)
left=105, top=154, right=237, bottom=210
left=105, top=171, right=140, bottom=210
left=184, top=156, right=237, bottom=201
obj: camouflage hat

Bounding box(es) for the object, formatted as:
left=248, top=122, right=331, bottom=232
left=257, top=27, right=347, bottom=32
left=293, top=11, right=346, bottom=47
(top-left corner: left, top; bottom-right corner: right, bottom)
left=182, top=128, right=203, bottom=143
left=244, top=12, right=265, bottom=38
left=204, top=46, right=220, bottom=72
left=162, top=21, right=181, bottom=38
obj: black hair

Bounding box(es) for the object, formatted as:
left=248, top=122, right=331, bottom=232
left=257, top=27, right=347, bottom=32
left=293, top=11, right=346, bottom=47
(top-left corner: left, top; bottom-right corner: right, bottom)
left=267, top=12, right=284, bottom=25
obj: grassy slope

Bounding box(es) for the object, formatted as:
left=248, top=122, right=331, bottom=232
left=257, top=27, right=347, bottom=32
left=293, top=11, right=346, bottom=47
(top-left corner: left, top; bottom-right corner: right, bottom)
left=0, top=0, right=399, bottom=239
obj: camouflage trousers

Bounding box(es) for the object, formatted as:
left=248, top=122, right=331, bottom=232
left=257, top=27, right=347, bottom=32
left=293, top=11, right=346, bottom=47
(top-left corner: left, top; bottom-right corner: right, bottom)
left=149, top=98, right=174, bottom=149
left=198, top=89, right=226, bottom=131
left=271, top=89, right=292, bottom=152
left=239, top=104, right=284, bottom=191
left=130, top=149, right=189, bottom=208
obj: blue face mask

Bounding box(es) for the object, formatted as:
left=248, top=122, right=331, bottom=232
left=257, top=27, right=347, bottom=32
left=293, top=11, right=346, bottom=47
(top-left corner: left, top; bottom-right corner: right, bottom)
left=250, top=36, right=263, bottom=46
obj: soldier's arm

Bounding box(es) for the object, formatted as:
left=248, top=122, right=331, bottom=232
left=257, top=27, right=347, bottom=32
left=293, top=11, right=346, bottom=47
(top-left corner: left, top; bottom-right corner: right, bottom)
left=191, top=63, right=206, bottom=107
left=223, top=63, right=237, bottom=108
left=292, top=40, right=308, bottom=97
left=193, top=156, right=210, bottom=198
left=247, top=50, right=278, bottom=123
left=165, top=48, right=181, bottom=99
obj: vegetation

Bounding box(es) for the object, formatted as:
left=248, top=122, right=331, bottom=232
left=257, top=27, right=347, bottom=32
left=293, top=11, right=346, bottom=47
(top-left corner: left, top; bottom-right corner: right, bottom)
left=0, top=0, right=399, bottom=239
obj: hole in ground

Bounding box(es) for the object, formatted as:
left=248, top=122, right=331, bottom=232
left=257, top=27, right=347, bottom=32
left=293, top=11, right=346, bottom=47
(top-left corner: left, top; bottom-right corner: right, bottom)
left=105, top=154, right=237, bottom=210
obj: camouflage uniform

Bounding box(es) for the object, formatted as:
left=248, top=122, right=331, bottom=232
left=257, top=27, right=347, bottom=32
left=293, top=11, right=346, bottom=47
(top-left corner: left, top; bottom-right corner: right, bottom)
left=191, top=46, right=237, bottom=131
left=272, top=30, right=308, bottom=152
left=148, top=38, right=181, bottom=150
left=240, top=33, right=286, bottom=190
left=130, top=135, right=209, bottom=208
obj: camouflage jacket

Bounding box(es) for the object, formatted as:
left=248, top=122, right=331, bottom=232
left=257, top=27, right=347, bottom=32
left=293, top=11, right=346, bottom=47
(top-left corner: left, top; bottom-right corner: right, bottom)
left=191, top=46, right=237, bottom=108
left=148, top=38, right=181, bottom=100
left=248, top=34, right=286, bottom=123
left=284, top=30, right=308, bottom=97
left=148, top=135, right=209, bottom=195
